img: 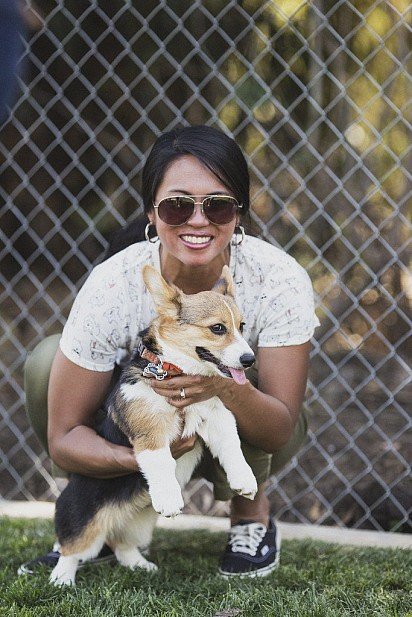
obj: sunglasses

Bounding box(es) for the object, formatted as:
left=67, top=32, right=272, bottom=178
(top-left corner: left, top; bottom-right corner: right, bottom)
left=153, top=195, right=241, bottom=226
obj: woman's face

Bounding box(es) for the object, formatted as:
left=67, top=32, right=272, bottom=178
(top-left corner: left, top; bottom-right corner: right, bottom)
left=149, top=155, right=239, bottom=269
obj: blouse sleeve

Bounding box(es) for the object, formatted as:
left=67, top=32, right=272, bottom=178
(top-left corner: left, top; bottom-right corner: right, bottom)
left=59, top=265, right=128, bottom=372
left=257, top=261, right=320, bottom=348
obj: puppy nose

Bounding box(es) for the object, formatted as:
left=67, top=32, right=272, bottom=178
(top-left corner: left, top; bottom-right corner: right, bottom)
left=240, top=353, right=255, bottom=368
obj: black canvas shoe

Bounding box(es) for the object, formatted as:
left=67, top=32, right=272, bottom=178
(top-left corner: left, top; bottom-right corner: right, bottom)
left=219, top=517, right=281, bottom=578
left=17, top=543, right=116, bottom=576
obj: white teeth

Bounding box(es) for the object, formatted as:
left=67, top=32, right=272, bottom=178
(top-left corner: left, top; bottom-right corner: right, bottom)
left=181, top=235, right=212, bottom=245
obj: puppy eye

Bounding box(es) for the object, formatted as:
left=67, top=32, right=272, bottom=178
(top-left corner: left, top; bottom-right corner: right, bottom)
left=209, top=323, right=227, bottom=335
left=239, top=321, right=245, bottom=333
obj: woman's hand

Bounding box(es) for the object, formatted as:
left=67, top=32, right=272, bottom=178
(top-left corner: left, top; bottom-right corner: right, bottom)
left=170, top=434, right=198, bottom=459
left=150, top=374, right=228, bottom=409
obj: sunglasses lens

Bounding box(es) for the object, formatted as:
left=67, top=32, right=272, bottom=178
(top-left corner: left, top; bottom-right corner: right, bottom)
left=157, top=197, right=194, bottom=225
left=204, top=196, right=239, bottom=224
left=156, top=196, right=239, bottom=226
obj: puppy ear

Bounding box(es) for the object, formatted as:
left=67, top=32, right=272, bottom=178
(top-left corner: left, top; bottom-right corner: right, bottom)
left=213, top=265, right=235, bottom=299
left=142, top=265, right=182, bottom=317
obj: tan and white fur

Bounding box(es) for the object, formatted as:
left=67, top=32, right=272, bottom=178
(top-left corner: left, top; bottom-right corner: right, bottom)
left=50, top=265, right=257, bottom=586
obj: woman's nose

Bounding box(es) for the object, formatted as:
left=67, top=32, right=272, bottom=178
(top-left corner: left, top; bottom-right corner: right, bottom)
left=187, top=203, right=209, bottom=225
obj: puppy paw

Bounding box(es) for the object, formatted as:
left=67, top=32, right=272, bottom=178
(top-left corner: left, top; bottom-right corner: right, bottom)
left=228, top=469, right=258, bottom=501
left=138, top=559, right=158, bottom=572
left=49, top=569, right=76, bottom=587
left=127, top=556, right=158, bottom=572
left=150, top=487, right=184, bottom=518
left=115, top=547, right=158, bottom=572
left=49, top=557, right=77, bottom=587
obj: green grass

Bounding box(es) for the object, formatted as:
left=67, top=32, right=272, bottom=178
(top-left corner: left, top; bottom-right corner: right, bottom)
left=0, top=518, right=411, bottom=617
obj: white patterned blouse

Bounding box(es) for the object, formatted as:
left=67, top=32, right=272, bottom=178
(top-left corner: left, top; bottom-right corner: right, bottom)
left=60, top=235, right=320, bottom=373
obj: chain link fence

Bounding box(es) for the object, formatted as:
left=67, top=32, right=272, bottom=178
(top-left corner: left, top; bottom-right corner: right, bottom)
left=0, top=0, right=410, bottom=532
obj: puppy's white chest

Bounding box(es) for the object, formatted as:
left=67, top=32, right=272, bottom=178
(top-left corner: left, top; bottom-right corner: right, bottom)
left=181, top=398, right=222, bottom=438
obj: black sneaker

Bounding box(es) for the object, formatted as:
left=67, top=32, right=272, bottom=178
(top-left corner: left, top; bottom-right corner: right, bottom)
left=17, top=543, right=116, bottom=575
left=219, top=518, right=281, bottom=578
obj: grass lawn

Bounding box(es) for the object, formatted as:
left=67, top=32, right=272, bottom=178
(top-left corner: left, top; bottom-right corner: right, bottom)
left=0, top=518, right=411, bottom=617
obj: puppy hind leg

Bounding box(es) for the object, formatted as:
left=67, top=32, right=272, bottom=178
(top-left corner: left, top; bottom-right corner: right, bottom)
left=50, top=525, right=106, bottom=586
left=114, top=545, right=158, bottom=572
left=133, top=506, right=159, bottom=554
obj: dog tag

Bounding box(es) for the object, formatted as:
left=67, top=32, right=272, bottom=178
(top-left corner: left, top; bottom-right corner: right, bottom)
left=143, top=362, right=168, bottom=380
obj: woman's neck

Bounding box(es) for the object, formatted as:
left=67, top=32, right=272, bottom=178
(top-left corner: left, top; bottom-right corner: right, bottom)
left=159, top=246, right=230, bottom=294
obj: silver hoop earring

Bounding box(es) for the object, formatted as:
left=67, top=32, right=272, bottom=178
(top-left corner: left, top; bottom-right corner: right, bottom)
left=231, top=225, right=245, bottom=246
left=145, top=223, right=159, bottom=244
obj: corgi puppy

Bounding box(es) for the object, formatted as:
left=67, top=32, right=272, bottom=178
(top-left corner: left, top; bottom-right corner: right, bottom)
left=50, top=265, right=258, bottom=586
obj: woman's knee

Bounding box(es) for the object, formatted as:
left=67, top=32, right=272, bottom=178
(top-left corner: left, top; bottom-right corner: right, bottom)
left=24, top=334, right=61, bottom=453
left=24, top=334, right=61, bottom=382
left=269, top=408, right=309, bottom=475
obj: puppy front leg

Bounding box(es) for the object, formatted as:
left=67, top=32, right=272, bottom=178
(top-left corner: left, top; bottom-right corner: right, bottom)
left=50, top=555, right=79, bottom=587
left=135, top=445, right=184, bottom=518
left=198, top=405, right=258, bottom=500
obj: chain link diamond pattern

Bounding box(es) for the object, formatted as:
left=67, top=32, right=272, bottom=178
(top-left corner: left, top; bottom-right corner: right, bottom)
left=0, top=0, right=410, bottom=531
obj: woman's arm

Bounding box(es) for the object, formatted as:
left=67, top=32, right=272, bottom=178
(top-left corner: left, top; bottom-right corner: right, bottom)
left=219, top=342, right=310, bottom=452
left=149, top=342, right=310, bottom=453
left=47, top=349, right=138, bottom=477
left=48, top=350, right=197, bottom=477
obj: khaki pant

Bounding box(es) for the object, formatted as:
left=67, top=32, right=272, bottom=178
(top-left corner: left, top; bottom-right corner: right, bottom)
left=25, top=334, right=309, bottom=500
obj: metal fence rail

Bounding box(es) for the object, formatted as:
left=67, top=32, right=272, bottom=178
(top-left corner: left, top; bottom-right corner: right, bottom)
left=0, top=0, right=410, bottom=531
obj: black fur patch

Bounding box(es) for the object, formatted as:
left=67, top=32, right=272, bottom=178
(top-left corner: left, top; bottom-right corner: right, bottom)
left=55, top=472, right=148, bottom=545
left=195, top=346, right=219, bottom=366
left=122, top=373, right=138, bottom=385
left=109, top=400, right=140, bottom=442
left=139, top=327, right=161, bottom=356
left=195, top=346, right=232, bottom=378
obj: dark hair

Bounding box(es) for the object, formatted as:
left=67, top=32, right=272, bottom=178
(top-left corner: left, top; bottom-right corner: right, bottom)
left=142, top=125, right=250, bottom=214
left=106, top=125, right=249, bottom=258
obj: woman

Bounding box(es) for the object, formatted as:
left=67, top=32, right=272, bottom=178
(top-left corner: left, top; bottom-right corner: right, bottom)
left=20, top=125, right=319, bottom=578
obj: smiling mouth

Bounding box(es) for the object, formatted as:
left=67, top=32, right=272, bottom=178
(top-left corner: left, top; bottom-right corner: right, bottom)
left=195, top=347, right=247, bottom=385
left=180, top=235, right=213, bottom=245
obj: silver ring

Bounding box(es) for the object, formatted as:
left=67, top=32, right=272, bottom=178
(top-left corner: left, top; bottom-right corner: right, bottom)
left=180, top=387, right=186, bottom=399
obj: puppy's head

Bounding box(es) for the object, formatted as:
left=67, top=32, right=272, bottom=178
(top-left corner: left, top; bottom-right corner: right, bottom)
left=142, top=265, right=254, bottom=383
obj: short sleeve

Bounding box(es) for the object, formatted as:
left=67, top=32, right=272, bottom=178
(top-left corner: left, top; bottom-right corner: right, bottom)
left=60, top=267, right=128, bottom=372
left=257, top=261, right=320, bottom=348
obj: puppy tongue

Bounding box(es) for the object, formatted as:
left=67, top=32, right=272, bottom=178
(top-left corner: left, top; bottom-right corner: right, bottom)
left=228, top=367, right=247, bottom=385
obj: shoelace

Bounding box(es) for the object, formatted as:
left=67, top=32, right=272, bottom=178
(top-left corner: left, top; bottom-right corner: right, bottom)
left=228, top=522, right=267, bottom=556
